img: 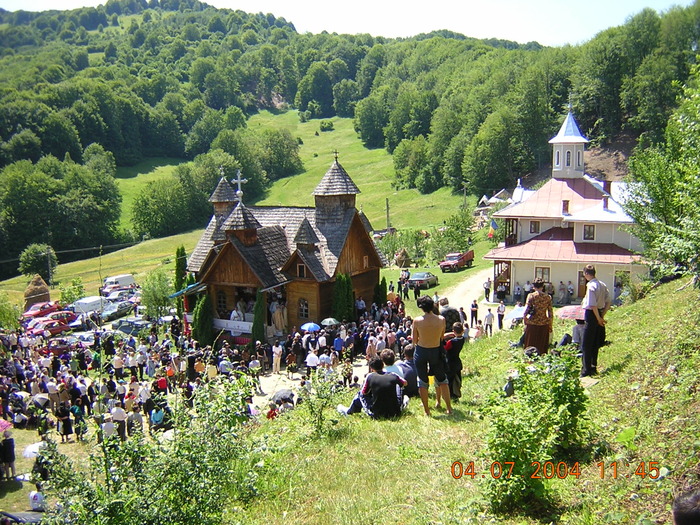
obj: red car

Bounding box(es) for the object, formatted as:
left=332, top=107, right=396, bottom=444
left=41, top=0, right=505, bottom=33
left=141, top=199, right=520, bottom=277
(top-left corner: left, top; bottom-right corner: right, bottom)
left=29, top=320, right=72, bottom=338
left=21, top=301, right=61, bottom=321
left=438, top=250, right=475, bottom=272
left=39, top=310, right=78, bottom=325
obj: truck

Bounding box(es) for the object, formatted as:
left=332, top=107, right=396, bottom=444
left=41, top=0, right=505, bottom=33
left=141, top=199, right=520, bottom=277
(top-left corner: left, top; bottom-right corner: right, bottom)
left=438, top=250, right=475, bottom=272
left=71, top=296, right=107, bottom=315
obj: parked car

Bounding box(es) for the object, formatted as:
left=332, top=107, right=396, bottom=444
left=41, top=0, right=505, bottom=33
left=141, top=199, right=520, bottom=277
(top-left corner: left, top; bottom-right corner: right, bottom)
left=37, top=338, right=73, bottom=357
left=408, top=272, right=439, bottom=289
left=101, top=301, right=134, bottom=322
left=40, top=310, right=78, bottom=325
left=101, top=274, right=136, bottom=296
left=106, top=289, right=134, bottom=302
left=114, top=316, right=153, bottom=336
left=438, top=250, right=475, bottom=272
left=21, top=301, right=61, bottom=321
left=25, top=311, right=76, bottom=331
left=28, top=320, right=73, bottom=338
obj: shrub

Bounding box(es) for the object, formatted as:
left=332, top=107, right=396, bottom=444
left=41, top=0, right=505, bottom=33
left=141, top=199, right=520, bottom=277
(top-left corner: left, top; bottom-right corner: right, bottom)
left=301, top=369, right=343, bottom=436
left=319, top=120, right=334, bottom=132
left=39, top=377, right=258, bottom=524
left=483, top=350, right=589, bottom=512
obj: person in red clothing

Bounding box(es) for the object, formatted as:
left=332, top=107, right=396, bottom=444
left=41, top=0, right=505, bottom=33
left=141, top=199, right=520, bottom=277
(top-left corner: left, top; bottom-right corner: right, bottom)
left=266, top=402, right=279, bottom=420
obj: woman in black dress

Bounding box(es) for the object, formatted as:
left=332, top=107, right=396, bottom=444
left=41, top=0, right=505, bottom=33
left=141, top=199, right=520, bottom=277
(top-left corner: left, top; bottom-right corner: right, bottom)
left=56, top=402, right=73, bottom=443
left=0, top=430, right=16, bottom=480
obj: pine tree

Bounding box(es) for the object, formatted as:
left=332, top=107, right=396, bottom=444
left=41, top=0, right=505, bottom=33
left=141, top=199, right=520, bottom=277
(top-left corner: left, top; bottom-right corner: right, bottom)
left=192, top=294, right=214, bottom=346
left=332, top=274, right=349, bottom=321
left=174, top=245, right=187, bottom=316
left=343, top=273, right=354, bottom=322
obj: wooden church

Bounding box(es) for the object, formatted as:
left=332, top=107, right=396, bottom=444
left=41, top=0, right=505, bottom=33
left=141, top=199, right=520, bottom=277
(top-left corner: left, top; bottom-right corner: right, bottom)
left=187, top=156, right=384, bottom=337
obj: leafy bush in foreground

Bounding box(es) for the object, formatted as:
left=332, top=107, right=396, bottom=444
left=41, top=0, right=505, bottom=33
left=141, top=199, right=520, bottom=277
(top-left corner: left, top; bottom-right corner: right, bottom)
left=483, top=350, right=589, bottom=513
left=39, top=376, right=257, bottom=525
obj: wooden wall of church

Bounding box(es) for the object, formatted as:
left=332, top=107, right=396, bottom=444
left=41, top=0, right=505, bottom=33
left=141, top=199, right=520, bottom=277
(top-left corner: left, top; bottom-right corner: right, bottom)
left=335, top=215, right=383, bottom=276
left=286, top=280, right=320, bottom=329
left=351, top=269, right=379, bottom=305
left=205, top=245, right=261, bottom=288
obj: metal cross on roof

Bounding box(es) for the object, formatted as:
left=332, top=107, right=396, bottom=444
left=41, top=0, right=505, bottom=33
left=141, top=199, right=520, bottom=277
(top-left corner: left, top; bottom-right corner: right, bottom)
left=333, top=149, right=339, bottom=161
left=232, top=169, right=248, bottom=202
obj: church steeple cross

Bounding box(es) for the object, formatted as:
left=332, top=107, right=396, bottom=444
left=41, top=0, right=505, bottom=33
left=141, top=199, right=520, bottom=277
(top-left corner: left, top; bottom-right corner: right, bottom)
left=333, top=149, right=339, bottom=162
left=232, top=169, right=248, bottom=203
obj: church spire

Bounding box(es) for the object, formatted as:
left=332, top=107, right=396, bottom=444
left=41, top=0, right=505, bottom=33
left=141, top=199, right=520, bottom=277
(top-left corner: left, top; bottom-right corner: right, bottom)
left=549, top=111, right=588, bottom=179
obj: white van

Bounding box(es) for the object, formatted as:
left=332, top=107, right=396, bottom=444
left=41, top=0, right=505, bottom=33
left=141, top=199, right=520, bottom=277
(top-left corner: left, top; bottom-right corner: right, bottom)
left=72, top=296, right=107, bottom=314
left=102, top=274, right=136, bottom=295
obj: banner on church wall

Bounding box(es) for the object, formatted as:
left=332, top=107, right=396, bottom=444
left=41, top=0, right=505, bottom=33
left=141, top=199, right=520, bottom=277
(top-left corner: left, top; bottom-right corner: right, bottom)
left=213, top=319, right=253, bottom=334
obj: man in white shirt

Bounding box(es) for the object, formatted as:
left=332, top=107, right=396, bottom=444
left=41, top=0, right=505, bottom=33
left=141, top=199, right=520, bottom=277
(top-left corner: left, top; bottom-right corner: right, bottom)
left=305, top=349, right=320, bottom=375
left=111, top=401, right=128, bottom=441
left=496, top=301, right=506, bottom=330
left=102, top=414, right=116, bottom=440
left=580, top=264, right=611, bottom=377
left=483, top=309, right=495, bottom=337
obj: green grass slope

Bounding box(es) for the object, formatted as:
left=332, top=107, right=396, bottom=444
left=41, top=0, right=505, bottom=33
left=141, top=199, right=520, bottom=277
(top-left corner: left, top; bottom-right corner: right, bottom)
left=235, top=279, right=700, bottom=524
left=250, top=111, right=465, bottom=229
left=115, top=157, right=184, bottom=231
left=0, top=230, right=201, bottom=305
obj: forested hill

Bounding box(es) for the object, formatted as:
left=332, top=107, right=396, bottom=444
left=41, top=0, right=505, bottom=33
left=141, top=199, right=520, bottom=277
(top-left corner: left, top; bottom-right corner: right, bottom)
left=0, top=0, right=699, bottom=278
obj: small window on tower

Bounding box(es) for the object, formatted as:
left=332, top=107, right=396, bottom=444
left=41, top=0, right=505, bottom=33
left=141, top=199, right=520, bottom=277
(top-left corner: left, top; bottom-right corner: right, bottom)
left=529, top=221, right=540, bottom=234
left=555, top=151, right=560, bottom=166
left=583, top=224, right=595, bottom=240
left=566, top=150, right=571, bottom=167
left=297, top=264, right=306, bottom=278
left=363, top=255, right=369, bottom=269
left=577, top=150, right=582, bottom=167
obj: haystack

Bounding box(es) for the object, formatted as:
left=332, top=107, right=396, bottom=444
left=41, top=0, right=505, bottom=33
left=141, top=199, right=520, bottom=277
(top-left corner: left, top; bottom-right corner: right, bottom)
left=395, top=248, right=411, bottom=268
left=24, top=274, right=50, bottom=311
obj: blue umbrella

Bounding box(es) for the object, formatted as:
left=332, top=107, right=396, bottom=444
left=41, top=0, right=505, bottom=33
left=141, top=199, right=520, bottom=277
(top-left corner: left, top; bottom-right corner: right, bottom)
left=300, top=322, right=320, bottom=332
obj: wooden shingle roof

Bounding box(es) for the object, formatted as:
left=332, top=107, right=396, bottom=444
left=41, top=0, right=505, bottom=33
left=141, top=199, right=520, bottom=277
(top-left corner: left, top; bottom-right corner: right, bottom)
left=208, top=177, right=238, bottom=203
left=187, top=216, right=218, bottom=273
left=229, top=226, right=291, bottom=289
left=222, top=203, right=262, bottom=230
left=293, top=217, right=320, bottom=245
left=313, top=160, right=360, bottom=196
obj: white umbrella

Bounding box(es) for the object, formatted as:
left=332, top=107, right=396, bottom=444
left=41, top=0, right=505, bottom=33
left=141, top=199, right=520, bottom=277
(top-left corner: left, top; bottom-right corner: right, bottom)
left=23, top=441, right=46, bottom=459
left=504, top=305, right=527, bottom=321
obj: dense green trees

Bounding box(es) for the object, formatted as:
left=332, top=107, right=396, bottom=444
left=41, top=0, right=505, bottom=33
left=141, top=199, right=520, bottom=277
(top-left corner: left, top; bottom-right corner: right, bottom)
left=625, top=70, right=700, bottom=281
left=0, top=0, right=699, bottom=281
left=18, top=243, right=58, bottom=284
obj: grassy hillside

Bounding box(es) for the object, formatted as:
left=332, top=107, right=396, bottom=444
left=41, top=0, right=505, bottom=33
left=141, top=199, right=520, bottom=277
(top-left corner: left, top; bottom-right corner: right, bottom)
left=233, top=279, right=699, bottom=524
left=115, top=157, right=184, bottom=231
left=250, top=111, right=466, bottom=229
left=0, top=230, right=201, bottom=306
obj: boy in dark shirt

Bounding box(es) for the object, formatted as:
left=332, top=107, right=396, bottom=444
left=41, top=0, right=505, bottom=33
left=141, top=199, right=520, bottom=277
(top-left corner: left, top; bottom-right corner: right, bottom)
left=337, top=357, right=407, bottom=419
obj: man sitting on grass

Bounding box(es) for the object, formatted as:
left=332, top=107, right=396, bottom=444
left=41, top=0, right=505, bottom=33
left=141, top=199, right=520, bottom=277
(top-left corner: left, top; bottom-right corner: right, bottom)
left=337, top=356, right=407, bottom=419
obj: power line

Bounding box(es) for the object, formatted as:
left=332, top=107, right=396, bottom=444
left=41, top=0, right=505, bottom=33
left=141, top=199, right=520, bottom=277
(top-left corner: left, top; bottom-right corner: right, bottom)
left=0, top=241, right=141, bottom=265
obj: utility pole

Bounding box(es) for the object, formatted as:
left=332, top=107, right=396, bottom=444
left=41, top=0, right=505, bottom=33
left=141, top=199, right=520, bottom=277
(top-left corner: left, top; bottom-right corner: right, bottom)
left=385, top=198, right=390, bottom=229
left=46, top=246, right=52, bottom=287
left=462, top=181, right=468, bottom=210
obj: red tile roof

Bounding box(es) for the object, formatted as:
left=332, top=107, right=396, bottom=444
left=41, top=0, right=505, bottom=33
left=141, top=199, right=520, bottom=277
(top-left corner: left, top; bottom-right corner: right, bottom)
left=494, top=177, right=604, bottom=219
left=485, top=227, right=641, bottom=264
